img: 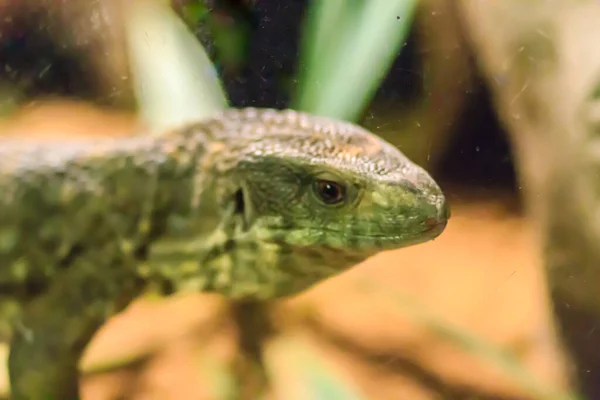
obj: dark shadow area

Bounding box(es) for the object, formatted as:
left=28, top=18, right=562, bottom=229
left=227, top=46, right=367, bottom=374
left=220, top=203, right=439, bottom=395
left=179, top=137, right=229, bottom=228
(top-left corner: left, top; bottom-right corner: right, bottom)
left=0, top=11, right=103, bottom=104
left=436, top=79, right=518, bottom=191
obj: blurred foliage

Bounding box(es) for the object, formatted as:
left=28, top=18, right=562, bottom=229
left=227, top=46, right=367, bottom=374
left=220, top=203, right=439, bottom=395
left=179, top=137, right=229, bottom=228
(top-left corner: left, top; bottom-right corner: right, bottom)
left=181, top=1, right=210, bottom=22
left=181, top=1, right=250, bottom=71
left=129, top=0, right=420, bottom=130
left=294, top=0, right=419, bottom=121
left=124, top=0, right=228, bottom=132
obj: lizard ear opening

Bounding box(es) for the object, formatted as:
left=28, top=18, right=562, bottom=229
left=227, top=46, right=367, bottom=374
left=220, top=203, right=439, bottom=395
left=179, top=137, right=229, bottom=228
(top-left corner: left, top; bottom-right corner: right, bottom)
left=233, top=187, right=255, bottom=230
left=234, top=189, right=245, bottom=215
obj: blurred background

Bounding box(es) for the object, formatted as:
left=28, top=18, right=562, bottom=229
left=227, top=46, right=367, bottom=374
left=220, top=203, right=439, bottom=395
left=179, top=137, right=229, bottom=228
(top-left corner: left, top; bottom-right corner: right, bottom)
left=1, top=0, right=600, bottom=399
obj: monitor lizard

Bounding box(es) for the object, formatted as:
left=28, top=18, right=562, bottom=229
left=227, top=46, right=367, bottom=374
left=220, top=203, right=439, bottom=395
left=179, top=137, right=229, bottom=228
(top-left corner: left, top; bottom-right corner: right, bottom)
left=0, top=107, right=449, bottom=399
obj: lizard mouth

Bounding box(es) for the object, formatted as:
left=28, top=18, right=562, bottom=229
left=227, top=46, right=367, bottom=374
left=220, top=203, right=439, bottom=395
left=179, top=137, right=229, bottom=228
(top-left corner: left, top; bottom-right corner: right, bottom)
left=260, top=209, right=448, bottom=250
left=266, top=225, right=444, bottom=251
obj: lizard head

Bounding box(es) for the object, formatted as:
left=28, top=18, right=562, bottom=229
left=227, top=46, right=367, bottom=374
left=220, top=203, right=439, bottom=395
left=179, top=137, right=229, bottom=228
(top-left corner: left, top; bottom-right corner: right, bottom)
left=198, top=109, right=449, bottom=299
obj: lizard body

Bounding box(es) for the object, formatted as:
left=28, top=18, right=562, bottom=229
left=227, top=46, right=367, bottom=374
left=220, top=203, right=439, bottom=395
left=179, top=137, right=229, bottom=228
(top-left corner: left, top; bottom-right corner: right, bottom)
left=0, top=108, right=448, bottom=399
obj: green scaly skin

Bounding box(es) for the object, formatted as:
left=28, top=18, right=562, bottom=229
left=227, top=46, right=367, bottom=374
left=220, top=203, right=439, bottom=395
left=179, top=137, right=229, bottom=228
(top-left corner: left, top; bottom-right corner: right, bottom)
left=0, top=108, right=449, bottom=399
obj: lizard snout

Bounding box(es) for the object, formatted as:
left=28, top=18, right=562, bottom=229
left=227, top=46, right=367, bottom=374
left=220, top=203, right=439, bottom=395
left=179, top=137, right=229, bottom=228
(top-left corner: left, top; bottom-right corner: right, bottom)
left=423, top=192, right=449, bottom=236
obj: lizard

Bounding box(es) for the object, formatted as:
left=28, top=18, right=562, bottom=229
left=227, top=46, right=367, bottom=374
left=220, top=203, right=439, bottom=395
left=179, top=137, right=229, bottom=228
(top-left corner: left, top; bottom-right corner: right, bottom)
left=0, top=107, right=449, bottom=399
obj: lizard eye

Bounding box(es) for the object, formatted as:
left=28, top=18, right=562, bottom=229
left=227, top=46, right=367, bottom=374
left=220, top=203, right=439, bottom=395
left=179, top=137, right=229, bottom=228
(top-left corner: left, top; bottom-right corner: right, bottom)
left=313, top=179, right=346, bottom=205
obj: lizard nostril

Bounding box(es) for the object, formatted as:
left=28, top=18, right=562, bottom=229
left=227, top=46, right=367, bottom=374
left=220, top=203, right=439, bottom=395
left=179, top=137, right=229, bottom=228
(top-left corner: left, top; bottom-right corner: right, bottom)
left=425, top=217, right=440, bottom=229
left=424, top=214, right=447, bottom=235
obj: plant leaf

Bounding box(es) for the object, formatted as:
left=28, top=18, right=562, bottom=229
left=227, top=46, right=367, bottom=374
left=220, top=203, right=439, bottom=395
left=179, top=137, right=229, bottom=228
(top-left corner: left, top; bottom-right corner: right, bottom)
left=124, top=0, right=228, bottom=133
left=295, top=0, right=419, bottom=121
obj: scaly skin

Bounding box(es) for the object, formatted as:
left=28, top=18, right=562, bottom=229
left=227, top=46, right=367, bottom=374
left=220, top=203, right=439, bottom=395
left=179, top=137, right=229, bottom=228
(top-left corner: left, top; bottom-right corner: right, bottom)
left=0, top=108, right=448, bottom=399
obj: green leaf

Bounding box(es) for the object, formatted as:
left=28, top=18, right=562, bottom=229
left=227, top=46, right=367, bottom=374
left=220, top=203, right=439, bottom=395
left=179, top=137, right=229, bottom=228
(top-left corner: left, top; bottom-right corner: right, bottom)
left=124, top=0, right=228, bottom=133
left=295, top=0, right=419, bottom=121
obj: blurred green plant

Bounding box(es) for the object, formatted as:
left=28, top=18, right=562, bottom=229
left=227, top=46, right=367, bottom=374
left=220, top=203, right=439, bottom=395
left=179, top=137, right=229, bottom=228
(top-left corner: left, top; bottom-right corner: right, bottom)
left=294, top=0, right=419, bottom=121
left=180, top=1, right=210, bottom=23
left=127, top=0, right=419, bottom=131
left=124, top=0, right=228, bottom=133
left=181, top=1, right=250, bottom=72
